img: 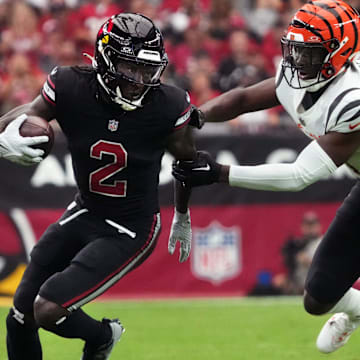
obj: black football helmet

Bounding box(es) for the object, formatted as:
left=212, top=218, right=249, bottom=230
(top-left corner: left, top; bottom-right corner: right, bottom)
left=94, top=13, right=168, bottom=110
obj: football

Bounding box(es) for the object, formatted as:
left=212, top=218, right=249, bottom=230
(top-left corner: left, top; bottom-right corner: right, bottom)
left=19, top=116, right=54, bottom=158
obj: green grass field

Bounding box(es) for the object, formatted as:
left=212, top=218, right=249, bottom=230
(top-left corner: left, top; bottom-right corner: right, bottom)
left=1, top=296, right=360, bottom=360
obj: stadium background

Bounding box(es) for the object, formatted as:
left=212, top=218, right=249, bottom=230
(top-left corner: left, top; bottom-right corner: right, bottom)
left=0, top=0, right=358, bottom=299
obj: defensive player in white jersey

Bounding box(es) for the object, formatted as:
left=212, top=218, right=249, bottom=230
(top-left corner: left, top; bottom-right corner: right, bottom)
left=172, top=0, right=360, bottom=354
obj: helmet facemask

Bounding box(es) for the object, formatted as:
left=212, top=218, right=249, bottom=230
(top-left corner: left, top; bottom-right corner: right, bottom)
left=281, top=37, right=337, bottom=90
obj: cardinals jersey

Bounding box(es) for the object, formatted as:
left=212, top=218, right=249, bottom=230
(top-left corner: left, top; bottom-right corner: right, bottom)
left=275, top=55, right=360, bottom=174
left=41, top=66, right=192, bottom=221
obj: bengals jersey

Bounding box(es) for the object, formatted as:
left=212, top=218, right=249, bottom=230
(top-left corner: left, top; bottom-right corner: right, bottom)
left=276, top=55, right=360, bottom=175
left=41, top=66, right=192, bottom=220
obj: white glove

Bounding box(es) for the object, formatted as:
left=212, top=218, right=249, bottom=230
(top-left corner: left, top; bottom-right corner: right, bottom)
left=0, top=114, right=49, bottom=166
left=168, top=209, right=192, bottom=263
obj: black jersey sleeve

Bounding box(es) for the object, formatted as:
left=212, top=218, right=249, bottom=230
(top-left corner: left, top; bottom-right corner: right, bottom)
left=40, top=65, right=97, bottom=132
left=170, top=88, right=192, bottom=131
left=41, top=67, right=58, bottom=107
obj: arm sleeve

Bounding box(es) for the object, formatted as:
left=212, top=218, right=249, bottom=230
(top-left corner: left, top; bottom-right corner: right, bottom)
left=228, top=140, right=338, bottom=191
left=326, top=88, right=360, bottom=134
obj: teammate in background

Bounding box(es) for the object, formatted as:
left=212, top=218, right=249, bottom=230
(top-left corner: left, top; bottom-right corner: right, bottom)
left=0, top=13, right=195, bottom=360
left=173, top=0, right=360, bottom=354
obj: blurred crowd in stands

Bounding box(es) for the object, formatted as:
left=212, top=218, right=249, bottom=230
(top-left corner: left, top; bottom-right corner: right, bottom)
left=1, top=0, right=360, bottom=134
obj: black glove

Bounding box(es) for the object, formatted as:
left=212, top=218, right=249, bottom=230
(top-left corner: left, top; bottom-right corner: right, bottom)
left=172, top=151, right=221, bottom=187
left=188, top=105, right=205, bottom=129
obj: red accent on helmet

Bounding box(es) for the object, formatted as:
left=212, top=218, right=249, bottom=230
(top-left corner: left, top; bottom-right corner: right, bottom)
left=107, top=18, right=114, bottom=33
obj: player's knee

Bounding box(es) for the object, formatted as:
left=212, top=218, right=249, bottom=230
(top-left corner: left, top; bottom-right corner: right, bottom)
left=303, top=291, right=334, bottom=315
left=6, top=307, right=37, bottom=332
left=6, top=308, right=22, bottom=332
left=33, top=295, right=68, bottom=329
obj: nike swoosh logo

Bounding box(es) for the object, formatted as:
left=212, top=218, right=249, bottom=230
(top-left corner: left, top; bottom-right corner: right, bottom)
left=192, top=164, right=211, bottom=171
left=349, top=122, right=360, bottom=130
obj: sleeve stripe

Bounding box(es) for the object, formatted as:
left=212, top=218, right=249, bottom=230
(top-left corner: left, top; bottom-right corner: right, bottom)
left=326, top=88, right=359, bottom=129
left=174, top=105, right=192, bottom=128
left=174, top=117, right=191, bottom=130
left=43, top=81, right=55, bottom=102
left=342, top=109, right=360, bottom=124
left=47, top=75, right=55, bottom=90
left=41, top=89, right=56, bottom=106
left=336, top=100, right=360, bottom=124
left=179, top=104, right=191, bottom=117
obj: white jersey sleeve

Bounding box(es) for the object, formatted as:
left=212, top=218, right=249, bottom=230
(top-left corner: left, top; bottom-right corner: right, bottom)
left=326, top=87, right=360, bottom=134
left=228, top=140, right=337, bottom=192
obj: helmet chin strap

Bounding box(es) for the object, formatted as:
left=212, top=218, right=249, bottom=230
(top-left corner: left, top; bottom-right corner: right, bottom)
left=114, top=86, right=150, bottom=111
left=96, top=74, right=150, bottom=111
left=301, top=66, right=346, bottom=92
left=301, top=76, right=333, bottom=92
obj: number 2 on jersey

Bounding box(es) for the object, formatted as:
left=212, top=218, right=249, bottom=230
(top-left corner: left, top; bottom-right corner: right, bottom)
left=89, top=140, right=128, bottom=197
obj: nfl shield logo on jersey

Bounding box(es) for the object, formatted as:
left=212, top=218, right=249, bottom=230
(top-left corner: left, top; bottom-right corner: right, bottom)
left=191, top=222, right=241, bottom=285
left=108, top=119, right=119, bottom=132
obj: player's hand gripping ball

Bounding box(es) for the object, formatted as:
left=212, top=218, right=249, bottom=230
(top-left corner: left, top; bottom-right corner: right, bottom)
left=19, top=116, right=54, bottom=158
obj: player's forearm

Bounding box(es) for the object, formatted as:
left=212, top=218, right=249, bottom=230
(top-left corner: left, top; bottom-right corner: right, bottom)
left=221, top=141, right=338, bottom=191
left=0, top=104, right=31, bottom=132
left=199, top=77, right=279, bottom=123
left=199, top=87, right=247, bottom=123
left=174, top=180, right=192, bottom=213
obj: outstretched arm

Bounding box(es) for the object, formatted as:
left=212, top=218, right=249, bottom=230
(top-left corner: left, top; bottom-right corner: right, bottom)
left=200, top=77, right=279, bottom=123
left=226, top=131, right=360, bottom=191
left=173, top=130, right=360, bottom=192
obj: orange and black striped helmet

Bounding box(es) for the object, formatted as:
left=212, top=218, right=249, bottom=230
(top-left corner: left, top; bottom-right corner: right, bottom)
left=281, top=0, right=360, bottom=89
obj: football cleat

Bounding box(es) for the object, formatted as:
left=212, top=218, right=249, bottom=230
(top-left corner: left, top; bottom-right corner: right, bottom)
left=316, top=312, right=360, bottom=353
left=81, top=318, right=125, bottom=360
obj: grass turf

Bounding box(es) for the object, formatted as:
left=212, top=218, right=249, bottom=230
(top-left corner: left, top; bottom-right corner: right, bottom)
left=1, top=296, right=360, bottom=359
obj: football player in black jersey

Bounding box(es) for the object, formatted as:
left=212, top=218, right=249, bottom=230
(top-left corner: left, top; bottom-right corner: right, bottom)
left=0, top=13, right=195, bottom=360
